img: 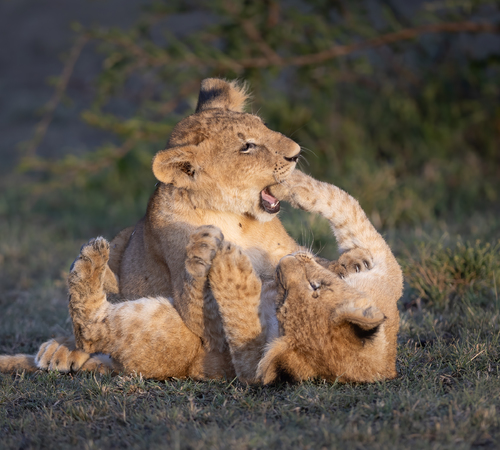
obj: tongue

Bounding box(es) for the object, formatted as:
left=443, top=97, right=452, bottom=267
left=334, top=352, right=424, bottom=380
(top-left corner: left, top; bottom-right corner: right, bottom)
left=260, top=188, right=280, bottom=214
left=261, top=188, right=278, bottom=204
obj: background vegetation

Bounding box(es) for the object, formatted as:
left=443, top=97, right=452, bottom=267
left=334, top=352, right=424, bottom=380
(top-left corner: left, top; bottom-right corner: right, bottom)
left=1, top=0, right=499, bottom=448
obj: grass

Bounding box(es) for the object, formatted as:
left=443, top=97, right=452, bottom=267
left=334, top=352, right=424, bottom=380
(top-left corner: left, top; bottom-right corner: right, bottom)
left=402, top=240, right=500, bottom=310
left=1, top=202, right=499, bottom=449
left=1, top=371, right=499, bottom=449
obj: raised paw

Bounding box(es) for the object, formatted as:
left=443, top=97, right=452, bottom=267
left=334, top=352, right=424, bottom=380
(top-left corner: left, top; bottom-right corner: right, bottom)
left=68, top=237, right=110, bottom=295
left=185, top=225, right=224, bottom=278
left=330, top=247, right=373, bottom=279
left=209, top=242, right=261, bottom=306
left=35, top=336, right=90, bottom=373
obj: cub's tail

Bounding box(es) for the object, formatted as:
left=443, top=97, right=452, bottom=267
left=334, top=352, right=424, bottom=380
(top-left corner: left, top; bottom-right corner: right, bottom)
left=0, top=354, right=38, bottom=373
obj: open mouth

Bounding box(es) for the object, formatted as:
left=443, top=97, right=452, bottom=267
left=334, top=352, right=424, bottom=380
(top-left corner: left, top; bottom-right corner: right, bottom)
left=260, top=187, right=280, bottom=214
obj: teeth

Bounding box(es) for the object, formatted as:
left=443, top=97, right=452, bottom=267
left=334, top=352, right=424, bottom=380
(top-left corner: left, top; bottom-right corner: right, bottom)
left=271, top=202, right=279, bottom=208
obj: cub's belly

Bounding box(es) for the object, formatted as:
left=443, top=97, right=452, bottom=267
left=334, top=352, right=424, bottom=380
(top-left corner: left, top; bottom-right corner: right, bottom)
left=118, top=230, right=173, bottom=300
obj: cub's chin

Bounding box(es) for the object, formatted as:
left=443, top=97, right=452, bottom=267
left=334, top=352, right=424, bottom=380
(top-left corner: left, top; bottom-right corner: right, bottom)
left=248, top=204, right=279, bottom=223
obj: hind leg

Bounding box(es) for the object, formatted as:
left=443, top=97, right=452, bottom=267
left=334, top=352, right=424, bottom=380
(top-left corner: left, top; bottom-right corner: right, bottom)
left=36, top=238, right=112, bottom=372
left=70, top=237, right=207, bottom=379
left=67, top=237, right=115, bottom=354
left=208, top=242, right=265, bottom=383
left=37, top=238, right=121, bottom=373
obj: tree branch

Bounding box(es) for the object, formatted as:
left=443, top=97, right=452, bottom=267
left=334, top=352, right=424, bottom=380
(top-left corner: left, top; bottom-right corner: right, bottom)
left=235, top=21, right=500, bottom=69
left=120, top=20, right=499, bottom=71
left=240, top=18, right=283, bottom=65
left=21, top=19, right=500, bottom=163
left=24, top=34, right=89, bottom=157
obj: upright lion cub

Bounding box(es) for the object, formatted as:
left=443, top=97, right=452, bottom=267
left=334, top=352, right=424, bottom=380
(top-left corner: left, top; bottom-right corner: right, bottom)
left=0, top=78, right=302, bottom=376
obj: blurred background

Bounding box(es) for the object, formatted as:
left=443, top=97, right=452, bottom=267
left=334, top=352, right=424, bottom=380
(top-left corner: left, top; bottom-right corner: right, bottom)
left=0, top=0, right=499, bottom=343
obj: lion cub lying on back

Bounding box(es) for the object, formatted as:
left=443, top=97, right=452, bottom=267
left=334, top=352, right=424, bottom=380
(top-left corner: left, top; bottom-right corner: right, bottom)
left=59, top=170, right=402, bottom=383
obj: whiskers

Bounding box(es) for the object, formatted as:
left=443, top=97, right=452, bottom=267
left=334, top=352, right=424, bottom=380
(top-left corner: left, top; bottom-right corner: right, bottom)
left=297, top=154, right=309, bottom=171
left=300, top=145, right=316, bottom=158
left=297, top=146, right=315, bottom=171
left=299, top=227, right=323, bottom=258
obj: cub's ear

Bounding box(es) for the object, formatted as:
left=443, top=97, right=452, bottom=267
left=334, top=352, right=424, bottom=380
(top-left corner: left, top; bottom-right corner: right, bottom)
left=257, top=338, right=312, bottom=384
left=332, top=304, right=385, bottom=339
left=152, top=146, right=200, bottom=187
left=195, top=78, right=250, bottom=113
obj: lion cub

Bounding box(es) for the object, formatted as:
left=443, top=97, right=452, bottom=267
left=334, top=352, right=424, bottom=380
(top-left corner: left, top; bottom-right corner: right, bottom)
left=256, top=170, right=403, bottom=382
left=45, top=170, right=402, bottom=383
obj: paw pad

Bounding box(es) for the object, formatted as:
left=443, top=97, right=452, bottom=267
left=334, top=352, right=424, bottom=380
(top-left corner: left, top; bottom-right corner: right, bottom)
left=186, top=226, right=224, bottom=278
left=331, top=248, right=374, bottom=278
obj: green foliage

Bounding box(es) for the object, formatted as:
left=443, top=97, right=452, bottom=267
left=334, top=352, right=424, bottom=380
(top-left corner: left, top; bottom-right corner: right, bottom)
left=17, top=0, right=500, bottom=230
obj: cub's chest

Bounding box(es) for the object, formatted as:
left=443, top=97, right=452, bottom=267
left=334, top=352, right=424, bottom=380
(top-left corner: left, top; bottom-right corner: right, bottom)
left=204, top=214, right=298, bottom=279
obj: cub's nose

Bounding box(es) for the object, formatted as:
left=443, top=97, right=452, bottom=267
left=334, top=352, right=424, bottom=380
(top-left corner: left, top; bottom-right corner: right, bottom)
left=284, top=151, right=300, bottom=163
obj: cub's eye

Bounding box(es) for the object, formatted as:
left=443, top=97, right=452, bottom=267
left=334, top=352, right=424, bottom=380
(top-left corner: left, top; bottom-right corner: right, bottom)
left=241, top=142, right=257, bottom=153
left=310, top=281, right=321, bottom=291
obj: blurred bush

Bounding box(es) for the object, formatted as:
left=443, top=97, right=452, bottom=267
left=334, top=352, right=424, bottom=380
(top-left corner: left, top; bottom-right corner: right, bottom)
left=15, top=0, right=500, bottom=232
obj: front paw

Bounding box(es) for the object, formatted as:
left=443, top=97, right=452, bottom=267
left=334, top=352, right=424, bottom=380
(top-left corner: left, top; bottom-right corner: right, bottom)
left=269, top=171, right=308, bottom=202
left=330, top=248, right=373, bottom=279
left=270, top=171, right=319, bottom=210
left=68, top=237, right=110, bottom=295
left=209, top=242, right=261, bottom=306
left=185, top=225, right=224, bottom=278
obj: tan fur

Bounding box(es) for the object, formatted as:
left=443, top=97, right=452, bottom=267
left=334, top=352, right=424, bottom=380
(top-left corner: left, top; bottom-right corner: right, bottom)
left=63, top=237, right=236, bottom=379
left=0, top=337, right=117, bottom=375
left=0, top=355, right=37, bottom=373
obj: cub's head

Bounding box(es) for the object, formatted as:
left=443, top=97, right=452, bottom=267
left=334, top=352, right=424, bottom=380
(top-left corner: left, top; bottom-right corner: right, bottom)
left=152, top=78, right=301, bottom=221
left=257, top=253, right=390, bottom=384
